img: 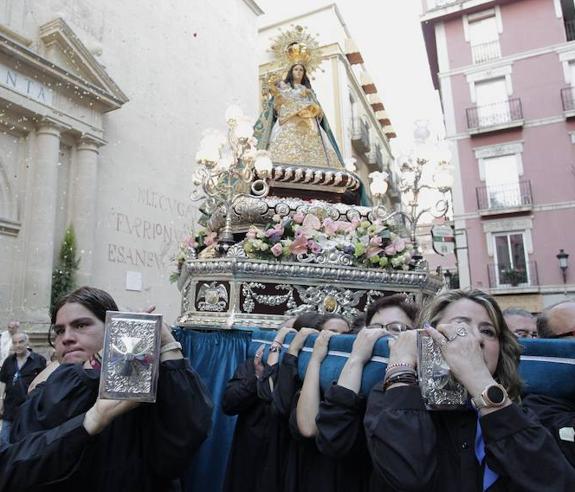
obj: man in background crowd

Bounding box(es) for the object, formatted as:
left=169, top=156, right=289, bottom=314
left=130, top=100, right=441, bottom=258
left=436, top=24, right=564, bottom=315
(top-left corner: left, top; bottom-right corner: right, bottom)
left=0, top=332, right=46, bottom=445
left=503, top=307, right=537, bottom=338
left=0, top=321, right=20, bottom=366
left=537, top=300, right=575, bottom=339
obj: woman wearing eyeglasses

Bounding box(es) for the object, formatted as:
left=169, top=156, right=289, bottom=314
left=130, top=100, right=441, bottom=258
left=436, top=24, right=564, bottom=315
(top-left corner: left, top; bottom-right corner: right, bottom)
left=364, top=289, right=575, bottom=492
left=313, top=294, right=419, bottom=491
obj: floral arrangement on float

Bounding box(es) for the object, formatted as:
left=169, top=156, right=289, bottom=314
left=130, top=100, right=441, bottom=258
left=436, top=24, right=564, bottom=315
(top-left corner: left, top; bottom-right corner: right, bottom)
left=243, top=212, right=413, bottom=268
left=171, top=209, right=414, bottom=282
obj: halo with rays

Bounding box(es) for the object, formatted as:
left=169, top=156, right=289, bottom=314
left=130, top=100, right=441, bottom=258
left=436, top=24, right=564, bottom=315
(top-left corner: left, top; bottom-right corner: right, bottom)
left=269, top=24, right=322, bottom=76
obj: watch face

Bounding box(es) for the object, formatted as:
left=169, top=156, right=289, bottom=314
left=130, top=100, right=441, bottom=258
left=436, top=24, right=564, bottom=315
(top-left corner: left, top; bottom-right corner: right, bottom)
left=486, top=385, right=505, bottom=404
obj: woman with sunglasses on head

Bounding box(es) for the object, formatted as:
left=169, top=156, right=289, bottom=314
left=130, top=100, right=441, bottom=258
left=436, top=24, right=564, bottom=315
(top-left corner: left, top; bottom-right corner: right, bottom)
left=314, top=294, right=419, bottom=491
left=364, top=289, right=575, bottom=492
left=8, top=286, right=213, bottom=492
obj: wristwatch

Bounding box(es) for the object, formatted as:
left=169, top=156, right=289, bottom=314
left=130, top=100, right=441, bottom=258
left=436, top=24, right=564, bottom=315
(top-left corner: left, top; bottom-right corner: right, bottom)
left=471, top=383, right=508, bottom=410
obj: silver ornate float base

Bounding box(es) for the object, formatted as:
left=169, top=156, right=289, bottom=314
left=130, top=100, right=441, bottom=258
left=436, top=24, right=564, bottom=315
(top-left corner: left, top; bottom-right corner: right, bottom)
left=177, top=258, right=443, bottom=329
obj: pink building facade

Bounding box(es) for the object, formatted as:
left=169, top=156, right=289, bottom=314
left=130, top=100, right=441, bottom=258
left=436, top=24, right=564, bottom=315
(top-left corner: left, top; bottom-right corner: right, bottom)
left=422, top=0, right=575, bottom=311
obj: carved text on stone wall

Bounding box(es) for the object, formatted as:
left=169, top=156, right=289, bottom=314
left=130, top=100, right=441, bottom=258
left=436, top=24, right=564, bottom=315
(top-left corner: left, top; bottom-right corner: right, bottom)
left=137, top=187, right=194, bottom=217
left=0, top=63, right=53, bottom=106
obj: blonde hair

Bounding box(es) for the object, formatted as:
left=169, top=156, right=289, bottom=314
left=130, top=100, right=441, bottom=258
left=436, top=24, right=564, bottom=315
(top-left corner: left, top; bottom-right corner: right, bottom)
left=419, top=289, right=522, bottom=401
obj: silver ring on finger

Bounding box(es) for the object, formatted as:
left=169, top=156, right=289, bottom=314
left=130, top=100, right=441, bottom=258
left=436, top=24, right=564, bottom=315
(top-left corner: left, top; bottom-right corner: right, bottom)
left=456, top=326, right=468, bottom=337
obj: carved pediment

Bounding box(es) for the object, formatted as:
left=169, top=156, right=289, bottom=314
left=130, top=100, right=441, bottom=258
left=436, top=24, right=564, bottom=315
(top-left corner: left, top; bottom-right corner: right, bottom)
left=38, top=18, right=128, bottom=110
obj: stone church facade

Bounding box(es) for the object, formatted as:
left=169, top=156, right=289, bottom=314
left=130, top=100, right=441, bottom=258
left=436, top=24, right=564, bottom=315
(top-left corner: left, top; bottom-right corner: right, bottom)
left=0, top=0, right=263, bottom=336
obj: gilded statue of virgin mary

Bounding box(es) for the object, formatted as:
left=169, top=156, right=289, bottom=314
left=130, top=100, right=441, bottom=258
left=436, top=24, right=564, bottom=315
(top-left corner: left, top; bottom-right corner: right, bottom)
left=254, top=29, right=345, bottom=170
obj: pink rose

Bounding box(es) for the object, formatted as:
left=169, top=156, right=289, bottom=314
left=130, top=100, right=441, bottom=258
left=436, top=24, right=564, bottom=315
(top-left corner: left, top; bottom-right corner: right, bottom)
left=323, top=218, right=338, bottom=236
left=302, top=213, right=321, bottom=231
left=295, top=228, right=308, bottom=240
left=293, top=212, right=305, bottom=224
left=384, top=244, right=396, bottom=256
left=335, top=221, right=353, bottom=233
left=369, top=236, right=382, bottom=246
left=271, top=243, right=283, bottom=257
left=290, top=235, right=309, bottom=255
left=309, top=240, right=322, bottom=254
left=367, top=245, right=383, bottom=258
left=393, top=237, right=406, bottom=253
left=246, top=228, right=257, bottom=240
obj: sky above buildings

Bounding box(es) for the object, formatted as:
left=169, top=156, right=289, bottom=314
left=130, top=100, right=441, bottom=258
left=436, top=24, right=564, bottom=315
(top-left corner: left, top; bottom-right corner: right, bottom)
left=257, top=0, right=445, bottom=158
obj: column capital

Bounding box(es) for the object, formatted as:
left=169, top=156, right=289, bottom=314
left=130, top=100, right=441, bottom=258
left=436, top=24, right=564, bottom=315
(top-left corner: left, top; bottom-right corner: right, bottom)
left=36, top=116, right=71, bottom=136
left=78, top=132, right=106, bottom=151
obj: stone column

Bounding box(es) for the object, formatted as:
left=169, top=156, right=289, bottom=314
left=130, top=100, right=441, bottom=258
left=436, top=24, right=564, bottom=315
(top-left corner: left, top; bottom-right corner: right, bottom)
left=23, top=118, right=68, bottom=322
left=73, top=136, right=102, bottom=286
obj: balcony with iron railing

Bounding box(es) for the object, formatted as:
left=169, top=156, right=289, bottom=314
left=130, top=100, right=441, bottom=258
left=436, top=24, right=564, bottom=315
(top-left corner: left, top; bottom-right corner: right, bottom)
left=471, top=40, right=501, bottom=64
left=466, top=98, right=523, bottom=134
left=561, top=86, right=575, bottom=117
left=476, top=180, right=533, bottom=215
left=565, top=19, right=575, bottom=42
left=351, top=118, right=370, bottom=154
left=487, top=261, right=539, bottom=289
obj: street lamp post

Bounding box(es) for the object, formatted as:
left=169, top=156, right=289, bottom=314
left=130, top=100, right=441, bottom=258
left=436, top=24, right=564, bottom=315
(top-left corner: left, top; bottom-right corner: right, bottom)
left=192, top=105, right=273, bottom=253
left=369, top=157, right=453, bottom=264
left=556, top=249, right=569, bottom=294
left=443, top=268, right=453, bottom=289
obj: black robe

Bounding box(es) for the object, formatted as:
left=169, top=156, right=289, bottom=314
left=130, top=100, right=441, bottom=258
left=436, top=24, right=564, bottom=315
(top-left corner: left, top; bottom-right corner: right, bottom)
left=364, top=384, right=575, bottom=492
left=222, top=357, right=276, bottom=492
left=316, top=384, right=389, bottom=492
left=268, top=353, right=303, bottom=492
left=3, top=358, right=213, bottom=492
left=284, top=386, right=374, bottom=492
left=522, top=393, right=575, bottom=469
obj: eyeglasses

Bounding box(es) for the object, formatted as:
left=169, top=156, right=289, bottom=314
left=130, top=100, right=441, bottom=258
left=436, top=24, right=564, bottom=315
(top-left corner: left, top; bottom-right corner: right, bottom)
left=548, top=330, right=575, bottom=339
left=513, top=330, right=538, bottom=338
left=367, top=322, right=412, bottom=334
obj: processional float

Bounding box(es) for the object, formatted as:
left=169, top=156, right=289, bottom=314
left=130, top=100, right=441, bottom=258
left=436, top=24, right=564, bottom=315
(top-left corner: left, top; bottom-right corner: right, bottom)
left=174, top=25, right=444, bottom=329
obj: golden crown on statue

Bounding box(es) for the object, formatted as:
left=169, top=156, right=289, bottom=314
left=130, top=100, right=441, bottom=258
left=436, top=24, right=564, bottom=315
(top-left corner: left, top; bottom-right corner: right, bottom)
left=269, top=24, right=322, bottom=75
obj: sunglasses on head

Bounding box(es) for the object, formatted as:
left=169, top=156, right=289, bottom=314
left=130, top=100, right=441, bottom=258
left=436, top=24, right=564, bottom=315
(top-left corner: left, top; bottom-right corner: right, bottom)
left=366, top=322, right=412, bottom=334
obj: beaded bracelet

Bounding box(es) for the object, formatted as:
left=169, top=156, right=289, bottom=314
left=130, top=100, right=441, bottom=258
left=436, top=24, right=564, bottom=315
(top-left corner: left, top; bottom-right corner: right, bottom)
left=383, top=374, right=418, bottom=391
left=383, top=367, right=417, bottom=388
left=384, top=367, right=417, bottom=380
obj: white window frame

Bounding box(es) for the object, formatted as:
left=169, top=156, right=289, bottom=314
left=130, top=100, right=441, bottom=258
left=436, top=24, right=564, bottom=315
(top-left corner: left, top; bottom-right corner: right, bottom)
left=482, top=217, right=533, bottom=258
left=553, top=0, right=563, bottom=18
left=474, top=141, right=524, bottom=181
left=463, top=7, right=503, bottom=42
left=492, top=231, right=530, bottom=287
left=466, top=66, right=513, bottom=104
left=559, top=49, right=575, bottom=85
